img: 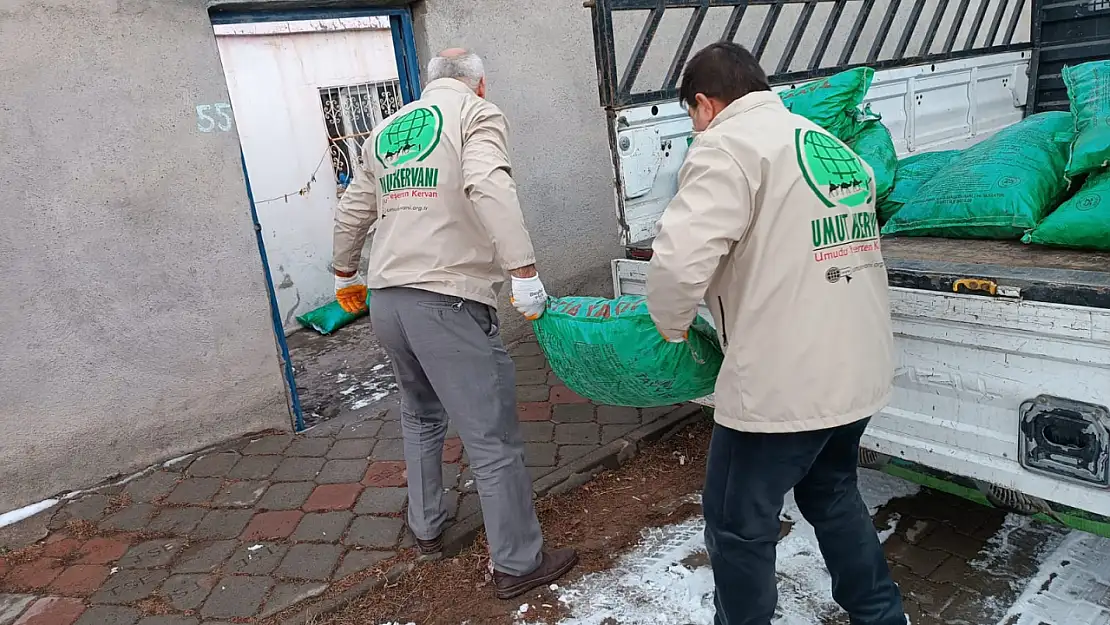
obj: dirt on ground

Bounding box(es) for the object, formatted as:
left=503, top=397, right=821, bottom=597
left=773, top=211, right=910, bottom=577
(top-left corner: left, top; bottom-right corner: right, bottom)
left=321, top=420, right=713, bottom=625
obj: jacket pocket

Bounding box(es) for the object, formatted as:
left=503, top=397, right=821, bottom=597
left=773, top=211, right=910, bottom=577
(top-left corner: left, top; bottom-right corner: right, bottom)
left=717, top=297, right=729, bottom=348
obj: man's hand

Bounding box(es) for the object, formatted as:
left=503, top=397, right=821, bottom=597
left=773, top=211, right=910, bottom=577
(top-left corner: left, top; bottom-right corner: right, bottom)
left=658, top=328, right=689, bottom=343
left=511, top=274, right=548, bottom=320
left=335, top=274, right=368, bottom=314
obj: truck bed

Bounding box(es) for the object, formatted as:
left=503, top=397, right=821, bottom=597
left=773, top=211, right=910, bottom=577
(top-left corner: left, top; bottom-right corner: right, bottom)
left=627, top=237, right=1110, bottom=309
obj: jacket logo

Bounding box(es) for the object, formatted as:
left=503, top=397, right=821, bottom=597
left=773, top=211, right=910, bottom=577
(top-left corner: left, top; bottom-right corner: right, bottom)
left=374, top=106, right=444, bottom=168
left=795, top=129, right=872, bottom=209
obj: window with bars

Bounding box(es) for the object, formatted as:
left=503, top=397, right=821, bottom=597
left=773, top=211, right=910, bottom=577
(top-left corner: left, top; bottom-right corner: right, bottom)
left=319, top=79, right=403, bottom=190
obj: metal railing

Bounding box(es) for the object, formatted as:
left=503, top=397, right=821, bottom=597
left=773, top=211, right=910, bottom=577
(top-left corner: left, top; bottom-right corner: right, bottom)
left=588, top=0, right=1034, bottom=109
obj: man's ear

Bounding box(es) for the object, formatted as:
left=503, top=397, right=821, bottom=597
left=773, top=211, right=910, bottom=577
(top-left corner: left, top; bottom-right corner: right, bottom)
left=476, top=76, right=487, bottom=99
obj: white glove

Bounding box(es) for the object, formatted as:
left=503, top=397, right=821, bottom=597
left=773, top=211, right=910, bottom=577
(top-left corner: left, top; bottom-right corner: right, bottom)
left=511, top=275, right=549, bottom=320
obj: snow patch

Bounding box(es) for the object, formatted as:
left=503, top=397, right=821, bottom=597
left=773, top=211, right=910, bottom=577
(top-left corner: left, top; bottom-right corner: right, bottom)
left=0, top=499, right=59, bottom=529
left=994, top=529, right=1110, bottom=624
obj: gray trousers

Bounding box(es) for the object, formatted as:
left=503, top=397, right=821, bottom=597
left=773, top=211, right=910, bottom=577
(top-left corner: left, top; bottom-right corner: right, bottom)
left=370, top=287, right=544, bottom=576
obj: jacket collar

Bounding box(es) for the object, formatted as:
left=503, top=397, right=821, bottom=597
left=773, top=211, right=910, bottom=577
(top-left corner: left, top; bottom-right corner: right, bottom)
left=707, top=91, right=784, bottom=130
left=423, top=78, right=477, bottom=96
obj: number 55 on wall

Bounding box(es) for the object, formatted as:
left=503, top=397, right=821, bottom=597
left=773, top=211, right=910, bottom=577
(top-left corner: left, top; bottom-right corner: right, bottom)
left=196, top=103, right=234, bottom=133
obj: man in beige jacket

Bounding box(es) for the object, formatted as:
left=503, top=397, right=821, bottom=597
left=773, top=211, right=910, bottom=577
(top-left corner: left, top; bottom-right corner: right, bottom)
left=331, top=49, right=576, bottom=600
left=647, top=43, right=905, bottom=624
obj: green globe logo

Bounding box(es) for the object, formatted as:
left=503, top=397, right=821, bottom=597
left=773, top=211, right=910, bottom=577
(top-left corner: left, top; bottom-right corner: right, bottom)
left=797, top=129, right=872, bottom=208
left=375, top=105, right=443, bottom=168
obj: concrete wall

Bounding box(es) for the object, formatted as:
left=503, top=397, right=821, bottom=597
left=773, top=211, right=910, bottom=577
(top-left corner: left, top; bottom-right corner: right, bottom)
left=411, top=0, right=625, bottom=340
left=0, top=0, right=291, bottom=512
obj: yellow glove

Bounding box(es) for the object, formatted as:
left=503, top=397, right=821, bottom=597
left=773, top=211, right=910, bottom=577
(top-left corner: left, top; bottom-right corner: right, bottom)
left=335, top=274, right=368, bottom=314
left=657, top=327, right=689, bottom=343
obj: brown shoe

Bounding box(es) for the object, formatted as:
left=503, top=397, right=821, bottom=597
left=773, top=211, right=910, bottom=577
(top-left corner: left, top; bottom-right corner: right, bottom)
left=415, top=534, right=442, bottom=557
left=493, top=548, right=578, bottom=600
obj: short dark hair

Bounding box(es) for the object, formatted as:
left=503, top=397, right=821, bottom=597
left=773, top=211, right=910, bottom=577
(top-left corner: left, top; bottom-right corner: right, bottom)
left=679, top=42, right=771, bottom=108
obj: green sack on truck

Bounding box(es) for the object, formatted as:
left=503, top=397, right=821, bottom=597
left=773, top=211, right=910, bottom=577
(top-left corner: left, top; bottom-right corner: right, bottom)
left=532, top=295, right=723, bottom=408
left=881, top=112, right=1075, bottom=239
left=1063, top=60, right=1110, bottom=177
left=848, top=118, right=898, bottom=203
left=1023, top=169, right=1110, bottom=251
left=295, top=291, right=372, bottom=335
left=876, top=150, right=962, bottom=224
left=780, top=68, right=874, bottom=140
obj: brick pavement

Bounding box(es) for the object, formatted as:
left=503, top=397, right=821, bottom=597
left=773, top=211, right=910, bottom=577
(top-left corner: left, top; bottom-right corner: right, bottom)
left=0, top=337, right=683, bottom=625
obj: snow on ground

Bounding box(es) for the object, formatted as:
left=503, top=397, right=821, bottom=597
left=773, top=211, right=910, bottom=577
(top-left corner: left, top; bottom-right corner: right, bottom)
left=998, top=528, right=1110, bottom=624
left=534, top=469, right=920, bottom=625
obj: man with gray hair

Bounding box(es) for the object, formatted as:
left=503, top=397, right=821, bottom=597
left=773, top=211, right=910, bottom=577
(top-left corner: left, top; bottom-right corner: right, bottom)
left=331, top=48, right=577, bottom=599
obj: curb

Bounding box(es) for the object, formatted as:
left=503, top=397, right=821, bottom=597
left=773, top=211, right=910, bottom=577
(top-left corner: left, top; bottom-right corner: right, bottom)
left=278, top=402, right=706, bottom=625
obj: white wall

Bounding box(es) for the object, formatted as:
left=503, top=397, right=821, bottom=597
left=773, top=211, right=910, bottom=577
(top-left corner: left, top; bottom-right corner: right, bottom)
left=215, top=19, right=398, bottom=332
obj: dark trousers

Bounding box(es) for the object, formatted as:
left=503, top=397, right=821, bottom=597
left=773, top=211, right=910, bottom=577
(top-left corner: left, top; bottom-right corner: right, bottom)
left=703, top=418, right=905, bottom=625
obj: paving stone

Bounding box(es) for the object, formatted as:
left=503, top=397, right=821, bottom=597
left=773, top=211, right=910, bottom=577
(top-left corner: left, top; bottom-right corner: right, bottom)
left=101, top=503, right=156, bottom=531
left=303, top=484, right=363, bottom=512
left=145, top=507, right=206, bottom=534
left=516, top=385, right=551, bottom=402
left=76, top=536, right=132, bottom=565
left=92, top=568, right=168, bottom=604
left=136, top=617, right=201, bottom=625
left=270, top=457, right=326, bottom=482
left=642, top=405, right=680, bottom=422
left=518, top=402, right=552, bottom=422
left=49, top=564, right=110, bottom=595
left=552, top=404, right=595, bottom=423
left=228, top=455, right=281, bottom=480
left=275, top=543, right=343, bottom=580
left=241, top=511, right=303, bottom=540
left=285, top=438, right=332, bottom=457
left=597, top=406, right=640, bottom=424
left=73, top=605, right=139, bottom=625
left=369, top=438, right=405, bottom=461
left=524, top=443, right=558, bottom=467
left=6, top=558, right=62, bottom=590
left=0, top=594, right=37, bottom=625
left=326, top=439, right=374, bottom=460
left=458, top=468, right=478, bottom=493
left=354, top=488, right=407, bottom=515
left=124, top=472, right=181, bottom=501
left=171, top=541, right=237, bottom=575
left=256, top=482, right=315, bottom=511
left=192, top=509, right=254, bottom=540
left=258, top=582, right=328, bottom=618
left=883, top=534, right=949, bottom=577
left=442, top=463, right=460, bottom=489
left=292, top=511, right=353, bottom=542
left=161, top=574, right=217, bottom=610
left=118, top=539, right=185, bottom=569
left=344, top=516, right=404, bottom=549
left=601, top=423, right=638, bottom=444
left=316, top=459, right=370, bottom=484
left=918, top=524, right=988, bottom=560
left=550, top=385, right=590, bottom=404
left=165, top=478, right=222, bottom=506
left=42, top=538, right=81, bottom=559
left=442, top=438, right=464, bottom=464
left=515, top=369, right=548, bottom=386
left=224, top=543, right=288, bottom=575
left=334, top=550, right=392, bottom=578
left=510, top=341, right=542, bottom=357
left=336, top=420, right=382, bottom=440
left=50, top=495, right=109, bottom=528
left=514, top=355, right=547, bottom=371
left=210, top=481, right=268, bottom=508
left=200, top=576, right=272, bottom=619
left=11, top=596, right=85, bottom=625
left=520, top=422, right=554, bottom=443
left=363, top=462, right=407, bottom=487
left=558, top=445, right=599, bottom=463
left=554, top=423, right=600, bottom=445
left=186, top=454, right=240, bottom=478
left=444, top=490, right=460, bottom=520
left=241, top=434, right=293, bottom=455
left=376, top=420, right=402, bottom=439
left=457, top=493, right=481, bottom=520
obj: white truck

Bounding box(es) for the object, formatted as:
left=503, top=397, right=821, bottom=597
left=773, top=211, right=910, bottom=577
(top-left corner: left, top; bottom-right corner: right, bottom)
left=585, top=0, right=1110, bottom=531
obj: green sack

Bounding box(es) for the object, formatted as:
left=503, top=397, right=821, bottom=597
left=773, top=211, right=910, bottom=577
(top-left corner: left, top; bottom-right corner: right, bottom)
left=780, top=68, right=875, bottom=140
left=876, top=150, right=962, bottom=224
left=532, top=295, right=723, bottom=408
left=295, top=291, right=371, bottom=335
left=1063, top=60, right=1110, bottom=177
left=1023, top=169, right=1110, bottom=251
left=848, top=118, right=898, bottom=203
left=881, top=112, right=1075, bottom=239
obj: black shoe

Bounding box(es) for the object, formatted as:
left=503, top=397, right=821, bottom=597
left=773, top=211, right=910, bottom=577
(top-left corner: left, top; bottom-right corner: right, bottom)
left=493, top=548, right=578, bottom=600
left=416, top=534, right=442, bottom=557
